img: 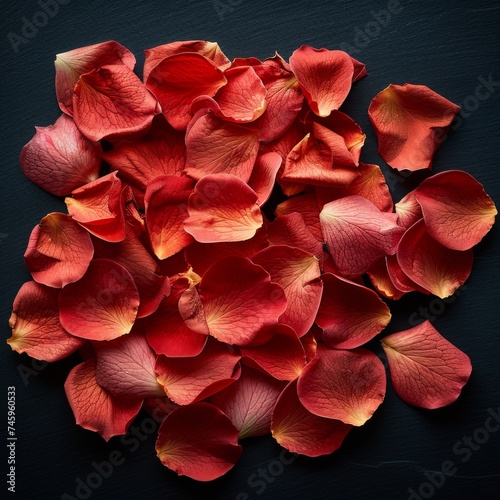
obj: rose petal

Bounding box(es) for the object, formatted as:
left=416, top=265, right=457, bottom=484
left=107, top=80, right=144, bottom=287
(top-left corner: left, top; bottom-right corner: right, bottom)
left=272, top=380, right=352, bottom=457
left=415, top=170, right=497, bottom=250
left=198, top=256, right=287, bottom=345
left=381, top=321, right=472, bottom=409
left=366, top=257, right=406, bottom=300
left=7, top=281, right=84, bottom=361
left=210, top=366, right=286, bottom=439
left=184, top=174, right=263, bottom=243
left=297, top=346, right=386, bottom=426
left=154, top=337, right=240, bottom=405
left=20, top=114, right=101, bottom=196
left=368, top=83, right=460, bottom=171
left=155, top=402, right=242, bottom=481
left=395, top=189, right=423, bottom=229
left=397, top=219, right=474, bottom=298
left=24, top=212, right=94, bottom=288
left=248, top=152, right=282, bottom=206
left=59, top=259, right=140, bottom=341
left=64, top=358, right=143, bottom=441
left=316, top=273, right=391, bottom=348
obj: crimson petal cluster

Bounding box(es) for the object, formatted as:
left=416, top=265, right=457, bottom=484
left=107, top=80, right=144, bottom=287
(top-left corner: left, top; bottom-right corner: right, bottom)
left=8, top=40, right=497, bottom=481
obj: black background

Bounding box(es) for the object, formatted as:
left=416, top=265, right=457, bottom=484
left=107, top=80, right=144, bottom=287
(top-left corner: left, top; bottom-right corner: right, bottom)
left=1, top=1, right=499, bottom=499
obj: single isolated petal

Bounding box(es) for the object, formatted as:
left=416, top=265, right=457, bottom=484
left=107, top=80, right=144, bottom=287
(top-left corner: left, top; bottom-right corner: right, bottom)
left=24, top=212, right=94, bottom=288
left=210, top=366, right=286, bottom=439
left=316, top=273, right=391, bottom=349
left=240, top=324, right=307, bottom=381
left=73, top=64, right=157, bottom=141
left=55, top=40, right=136, bottom=115
left=253, top=245, right=323, bottom=337
left=272, top=380, right=352, bottom=457
left=415, top=170, right=497, bottom=250
left=20, top=114, right=101, bottom=196
left=65, top=172, right=126, bottom=242
left=320, top=195, right=404, bottom=276
left=184, top=174, right=263, bottom=243
left=155, top=402, right=242, bottom=481
left=297, top=346, right=386, bottom=426
left=184, top=112, right=259, bottom=182
left=397, top=219, right=474, bottom=298
left=145, top=175, right=195, bottom=259
left=59, top=259, right=140, bottom=341
left=7, top=281, right=84, bottom=362
left=289, top=46, right=354, bottom=117
left=368, top=83, right=460, bottom=171
left=198, top=256, right=287, bottom=345
left=146, top=53, right=227, bottom=130
left=381, top=321, right=472, bottom=409
left=64, top=358, right=143, bottom=441
left=94, top=329, right=164, bottom=399
left=154, top=337, right=240, bottom=405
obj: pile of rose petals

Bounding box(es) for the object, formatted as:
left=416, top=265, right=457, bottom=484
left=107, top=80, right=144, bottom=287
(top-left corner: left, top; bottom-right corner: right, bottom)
left=8, top=40, right=498, bottom=481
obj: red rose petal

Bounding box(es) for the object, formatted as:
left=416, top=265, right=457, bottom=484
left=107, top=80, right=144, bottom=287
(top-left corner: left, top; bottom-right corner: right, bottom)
left=146, top=53, right=227, bottom=130
left=240, top=324, right=307, bottom=381
left=397, top=219, right=474, bottom=298
left=271, top=380, right=352, bottom=457
left=145, top=175, right=195, bottom=259
left=24, top=212, right=94, bottom=288
left=368, top=83, right=460, bottom=171
left=366, top=257, right=406, bottom=300
left=73, top=64, right=157, bottom=141
left=395, top=189, right=423, bottom=229
left=248, top=152, right=282, bottom=206
left=320, top=195, right=404, bottom=276
left=297, top=346, right=386, bottom=426
left=94, top=329, right=164, bottom=399
left=184, top=174, right=263, bottom=243
left=289, top=46, right=354, bottom=117
left=316, top=273, right=391, bottom=349
left=253, top=245, right=323, bottom=337
left=210, top=366, right=286, bottom=439
left=386, top=254, right=429, bottom=295
left=20, top=114, right=101, bottom=196
left=65, top=172, right=126, bottom=243
left=154, top=337, right=240, bottom=405
left=64, top=358, right=143, bottom=441
left=7, top=281, right=84, bottom=362
left=55, top=40, right=136, bottom=115
left=415, top=170, right=497, bottom=250
left=155, top=402, right=242, bottom=481
left=381, top=321, right=472, bottom=409
left=59, top=259, right=140, bottom=341
left=198, top=256, right=287, bottom=345
left=146, top=278, right=207, bottom=358
left=184, top=112, right=259, bottom=182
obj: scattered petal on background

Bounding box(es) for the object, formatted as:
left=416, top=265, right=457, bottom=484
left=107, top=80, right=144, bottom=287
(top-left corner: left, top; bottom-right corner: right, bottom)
left=20, top=114, right=101, bottom=196
left=382, top=321, right=472, bottom=409
left=272, top=379, right=352, bottom=457
left=289, top=46, right=354, bottom=116
left=198, top=256, right=287, bottom=345
left=366, top=257, right=406, bottom=300
left=55, top=40, right=136, bottom=115
left=210, top=365, right=286, bottom=439
left=8, top=281, right=84, bottom=362
left=95, top=329, right=164, bottom=399
left=397, top=219, right=474, bottom=298
left=368, top=83, right=460, bottom=171
left=156, top=402, right=242, bottom=481
left=59, top=259, right=140, bottom=341
left=24, top=212, right=94, bottom=288
left=248, top=152, right=282, bottom=206
left=415, top=170, right=497, bottom=250
left=64, top=358, right=143, bottom=441
left=395, top=190, right=423, bottom=229
left=73, top=64, right=157, bottom=141
left=184, top=174, right=263, bottom=243
left=316, top=273, right=391, bottom=348
left=155, top=337, right=240, bottom=405
left=297, top=346, right=386, bottom=426
left=320, top=195, right=404, bottom=276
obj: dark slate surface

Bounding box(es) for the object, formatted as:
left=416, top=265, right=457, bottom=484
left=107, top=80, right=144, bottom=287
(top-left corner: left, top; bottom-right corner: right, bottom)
left=1, top=0, right=499, bottom=499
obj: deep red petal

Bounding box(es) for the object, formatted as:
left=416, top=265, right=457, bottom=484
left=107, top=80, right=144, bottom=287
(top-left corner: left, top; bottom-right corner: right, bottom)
left=248, top=152, right=282, bottom=206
